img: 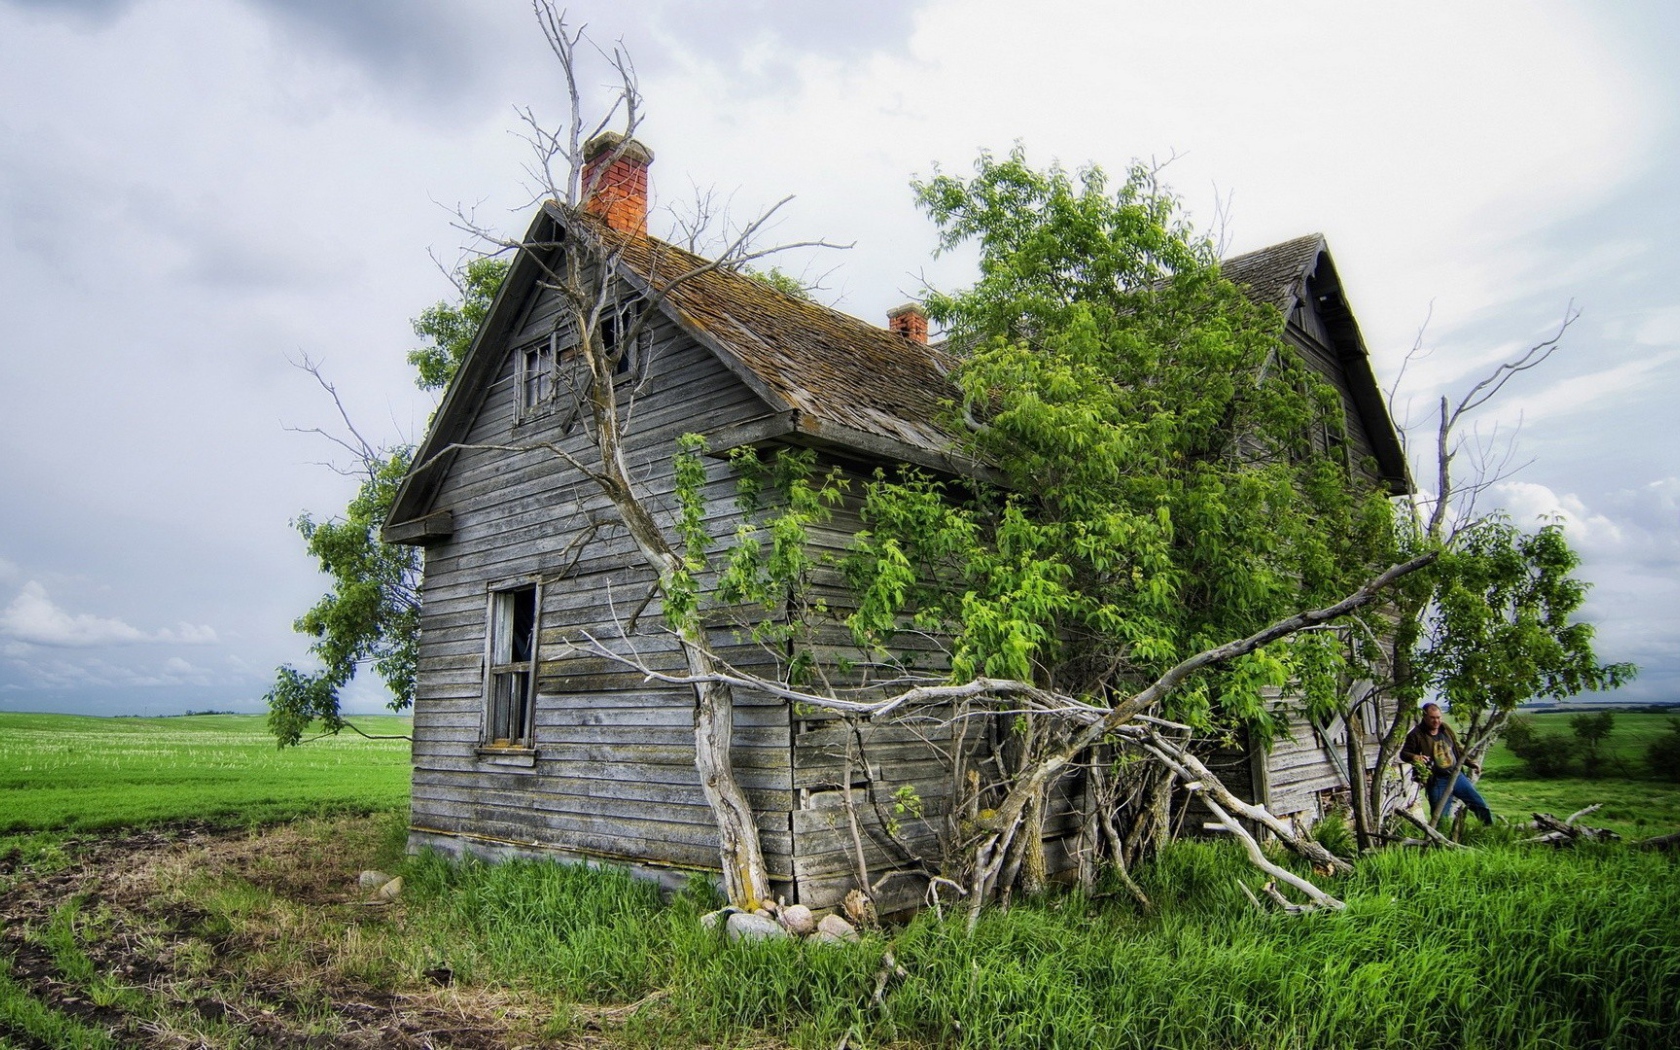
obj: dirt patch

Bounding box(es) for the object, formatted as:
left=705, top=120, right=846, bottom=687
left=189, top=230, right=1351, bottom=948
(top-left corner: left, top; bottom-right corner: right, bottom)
left=0, top=820, right=627, bottom=1049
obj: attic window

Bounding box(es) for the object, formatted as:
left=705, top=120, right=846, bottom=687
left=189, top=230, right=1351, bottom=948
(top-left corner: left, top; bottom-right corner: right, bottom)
left=601, top=299, right=646, bottom=378
left=519, top=338, right=556, bottom=415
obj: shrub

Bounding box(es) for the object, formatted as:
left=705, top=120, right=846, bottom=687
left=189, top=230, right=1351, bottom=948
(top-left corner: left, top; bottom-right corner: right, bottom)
left=1310, top=804, right=1356, bottom=859
left=1501, top=716, right=1575, bottom=778
left=1646, top=718, right=1680, bottom=783
left=1569, top=710, right=1615, bottom=776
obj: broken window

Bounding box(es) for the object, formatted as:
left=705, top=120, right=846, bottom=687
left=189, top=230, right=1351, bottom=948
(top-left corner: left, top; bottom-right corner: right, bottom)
left=601, top=299, right=646, bottom=378
left=518, top=337, right=556, bottom=417
left=485, top=585, right=538, bottom=747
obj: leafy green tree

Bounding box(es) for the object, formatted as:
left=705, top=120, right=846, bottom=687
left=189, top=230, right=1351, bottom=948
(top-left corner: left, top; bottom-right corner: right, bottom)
left=853, top=150, right=1393, bottom=725
left=1368, top=489, right=1633, bottom=830
left=1570, top=710, right=1615, bottom=775
left=720, top=148, right=1629, bottom=896
left=408, top=257, right=511, bottom=391
left=853, top=149, right=1391, bottom=729
left=266, top=259, right=508, bottom=746
left=825, top=149, right=1399, bottom=894
left=746, top=265, right=814, bottom=302
left=1501, top=716, right=1575, bottom=778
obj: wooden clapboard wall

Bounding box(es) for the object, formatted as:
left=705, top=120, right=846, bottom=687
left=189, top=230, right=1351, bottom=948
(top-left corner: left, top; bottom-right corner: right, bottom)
left=408, top=268, right=800, bottom=883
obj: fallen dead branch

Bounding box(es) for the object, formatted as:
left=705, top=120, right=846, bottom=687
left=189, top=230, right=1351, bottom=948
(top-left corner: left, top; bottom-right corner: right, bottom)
left=1530, top=805, right=1619, bottom=846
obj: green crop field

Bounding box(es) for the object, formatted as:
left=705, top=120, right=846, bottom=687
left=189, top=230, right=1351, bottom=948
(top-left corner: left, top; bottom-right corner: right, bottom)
left=0, top=712, right=412, bottom=833
left=1474, top=710, right=1680, bottom=838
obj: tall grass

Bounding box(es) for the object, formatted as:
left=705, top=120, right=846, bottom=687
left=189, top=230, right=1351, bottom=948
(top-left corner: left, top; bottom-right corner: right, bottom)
left=398, top=839, right=1680, bottom=1048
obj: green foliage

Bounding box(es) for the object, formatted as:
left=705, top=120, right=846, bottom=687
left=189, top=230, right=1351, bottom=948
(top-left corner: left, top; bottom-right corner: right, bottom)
left=1414, top=520, right=1634, bottom=722
left=1572, top=710, right=1616, bottom=774
left=267, top=450, right=420, bottom=746
left=1646, top=718, right=1680, bottom=783
left=682, top=441, right=846, bottom=686
left=268, top=259, right=506, bottom=745
left=1310, top=804, right=1357, bottom=860
left=407, top=256, right=510, bottom=391
left=1502, top=715, right=1577, bottom=778
left=845, top=147, right=1394, bottom=734
left=745, top=264, right=814, bottom=301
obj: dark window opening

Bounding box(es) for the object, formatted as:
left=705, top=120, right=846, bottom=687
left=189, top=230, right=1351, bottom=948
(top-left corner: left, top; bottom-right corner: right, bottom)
left=487, top=585, right=538, bottom=747
left=602, top=301, right=643, bottom=377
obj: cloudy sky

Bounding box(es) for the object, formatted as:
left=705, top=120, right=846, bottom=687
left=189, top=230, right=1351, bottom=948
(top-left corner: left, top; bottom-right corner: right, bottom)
left=1, top=0, right=1674, bottom=717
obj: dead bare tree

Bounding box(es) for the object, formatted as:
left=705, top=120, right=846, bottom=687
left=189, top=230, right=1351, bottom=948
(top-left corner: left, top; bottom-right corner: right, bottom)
left=426, top=2, right=848, bottom=910
left=1347, top=306, right=1592, bottom=843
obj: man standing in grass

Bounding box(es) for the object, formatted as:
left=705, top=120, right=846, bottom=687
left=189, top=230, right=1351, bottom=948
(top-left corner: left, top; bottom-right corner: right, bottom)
left=1401, top=703, right=1494, bottom=825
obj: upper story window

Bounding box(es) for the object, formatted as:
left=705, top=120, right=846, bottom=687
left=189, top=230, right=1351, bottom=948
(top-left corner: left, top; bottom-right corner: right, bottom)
left=519, top=337, right=556, bottom=416
left=515, top=299, right=649, bottom=421
left=601, top=299, right=646, bottom=378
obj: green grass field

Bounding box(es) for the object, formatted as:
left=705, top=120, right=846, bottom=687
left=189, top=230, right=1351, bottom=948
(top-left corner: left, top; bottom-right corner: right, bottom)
left=1475, top=710, right=1680, bottom=838
left=1, top=708, right=1676, bottom=1047
left=0, top=712, right=412, bottom=833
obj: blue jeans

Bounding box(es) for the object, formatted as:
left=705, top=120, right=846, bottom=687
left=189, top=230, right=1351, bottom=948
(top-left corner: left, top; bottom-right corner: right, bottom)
left=1427, top=772, right=1493, bottom=825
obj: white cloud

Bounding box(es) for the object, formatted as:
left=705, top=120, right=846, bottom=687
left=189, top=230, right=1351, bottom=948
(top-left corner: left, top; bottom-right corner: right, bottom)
left=1635, top=306, right=1680, bottom=347
left=0, top=582, right=217, bottom=648
left=0, top=581, right=148, bottom=647
left=159, top=622, right=220, bottom=645
left=1494, top=481, right=1626, bottom=551
left=1482, top=350, right=1680, bottom=427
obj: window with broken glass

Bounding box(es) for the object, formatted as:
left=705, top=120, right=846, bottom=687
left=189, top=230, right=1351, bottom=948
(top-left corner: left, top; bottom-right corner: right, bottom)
left=484, top=584, right=538, bottom=747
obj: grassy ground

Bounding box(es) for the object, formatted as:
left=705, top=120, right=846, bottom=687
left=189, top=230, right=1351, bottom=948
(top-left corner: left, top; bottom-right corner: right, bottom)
left=1475, top=711, right=1680, bottom=838
left=2, top=710, right=1677, bottom=1048
left=0, top=712, right=412, bottom=834
left=7, top=813, right=1671, bottom=1049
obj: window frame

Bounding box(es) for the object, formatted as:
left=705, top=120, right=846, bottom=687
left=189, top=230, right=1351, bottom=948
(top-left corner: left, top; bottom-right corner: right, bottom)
left=481, top=581, right=541, bottom=751
left=600, top=298, right=647, bottom=381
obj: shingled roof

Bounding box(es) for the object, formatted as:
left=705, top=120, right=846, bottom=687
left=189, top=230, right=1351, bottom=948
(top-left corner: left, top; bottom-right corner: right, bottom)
left=1219, top=233, right=1327, bottom=313
left=387, top=210, right=1408, bottom=537
left=575, top=206, right=963, bottom=461
left=1219, top=232, right=1410, bottom=494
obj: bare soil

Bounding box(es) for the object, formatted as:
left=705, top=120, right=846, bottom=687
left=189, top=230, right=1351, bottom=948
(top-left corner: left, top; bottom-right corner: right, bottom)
left=0, top=821, right=631, bottom=1049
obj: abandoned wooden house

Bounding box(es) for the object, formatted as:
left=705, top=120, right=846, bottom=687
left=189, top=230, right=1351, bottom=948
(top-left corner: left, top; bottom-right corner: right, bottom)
left=383, top=136, right=1411, bottom=910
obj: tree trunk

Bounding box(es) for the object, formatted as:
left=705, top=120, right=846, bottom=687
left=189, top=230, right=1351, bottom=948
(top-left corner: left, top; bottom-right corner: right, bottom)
left=1346, top=700, right=1373, bottom=851
left=587, top=367, right=772, bottom=909
left=1019, top=788, right=1048, bottom=897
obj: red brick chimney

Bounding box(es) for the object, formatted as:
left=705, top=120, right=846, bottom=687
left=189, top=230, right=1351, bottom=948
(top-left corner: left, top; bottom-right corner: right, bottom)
left=886, top=303, right=928, bottom=344
left=581, top=132, right=654, bottom=235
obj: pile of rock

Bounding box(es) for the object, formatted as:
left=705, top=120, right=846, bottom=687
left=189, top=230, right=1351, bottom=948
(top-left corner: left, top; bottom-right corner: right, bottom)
left=701, top=899, right=863, bottom=944
left=356, top=869, right=404, bottom=903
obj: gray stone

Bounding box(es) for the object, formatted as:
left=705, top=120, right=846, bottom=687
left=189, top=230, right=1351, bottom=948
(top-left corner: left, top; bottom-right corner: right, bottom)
left=357, top=870, right=390, bottom=891
left=726, top=911, right=790, bottom=942
left=699, top=907, right=738, bottom=930
left=779, top=903, right=816, bottom=936
left=817, top=914, right=859, bottom=941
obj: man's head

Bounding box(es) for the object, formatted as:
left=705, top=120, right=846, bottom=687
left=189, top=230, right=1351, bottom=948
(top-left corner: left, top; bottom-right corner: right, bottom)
left=1422, top=703, right=1443, bottom=732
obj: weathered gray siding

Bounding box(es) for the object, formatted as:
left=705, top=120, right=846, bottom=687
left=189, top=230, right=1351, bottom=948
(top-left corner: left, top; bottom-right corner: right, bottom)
left=408, top=275, right=794, bottom=881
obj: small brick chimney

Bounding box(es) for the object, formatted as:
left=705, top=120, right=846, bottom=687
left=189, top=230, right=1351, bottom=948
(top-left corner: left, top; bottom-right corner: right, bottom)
left=581, top=132, right=654, bottom=235
left=886, top=303, right=928, bottom=344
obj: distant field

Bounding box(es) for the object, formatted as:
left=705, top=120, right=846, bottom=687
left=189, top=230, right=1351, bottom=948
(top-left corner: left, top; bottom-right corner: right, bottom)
left=1476, top=710, right=1680, bottom=837
left=0, top=712, right=412, bottom=833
